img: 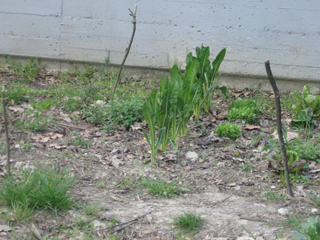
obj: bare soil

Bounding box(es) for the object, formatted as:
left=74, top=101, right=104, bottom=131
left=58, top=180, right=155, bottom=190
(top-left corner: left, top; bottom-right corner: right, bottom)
left=0, top=77, right=319, bottom=240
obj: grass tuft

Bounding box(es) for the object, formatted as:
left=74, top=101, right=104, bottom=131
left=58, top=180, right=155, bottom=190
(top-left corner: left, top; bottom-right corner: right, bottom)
left=140, top=177, right=186, bottom=198
left=0, top=165, right=76, bottom=212
left=173, top=212, right=205, bottom=233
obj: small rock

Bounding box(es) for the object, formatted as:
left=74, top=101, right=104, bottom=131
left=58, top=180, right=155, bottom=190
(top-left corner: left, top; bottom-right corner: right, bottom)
left=185, top=151, right=198, bottom=160
left=201, top=163, right=210, bottom=169
left=278, top=208, right=290, bottom=215
left=92, top=220, right=107, bottom=230
left=95, top=100, right=105, bottom=106
left=180, top=160, right=187, bottom=166
left=234, top=186, right=241, bottom=191
left=311, top=208, right=318, bottom=213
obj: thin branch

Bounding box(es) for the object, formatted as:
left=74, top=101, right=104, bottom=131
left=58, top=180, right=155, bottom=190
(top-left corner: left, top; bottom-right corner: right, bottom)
left=264, top=60, right=294, bottom=197
left=2, top=86, right=11, bottom=176
left=112, top=5, right=137, bottom=94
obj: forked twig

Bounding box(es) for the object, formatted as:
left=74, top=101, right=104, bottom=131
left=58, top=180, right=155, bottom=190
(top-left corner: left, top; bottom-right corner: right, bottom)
left=2, top=86, right=11, bottom=176
left=112, top=5, right=137, bottom=94
left=264, top=60, right=294, bottom=197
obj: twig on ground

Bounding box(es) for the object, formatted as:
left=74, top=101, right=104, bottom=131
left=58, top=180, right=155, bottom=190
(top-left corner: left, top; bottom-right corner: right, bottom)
left=264, top=60, right=294, bottom=197
left=111, top=211, right=151, bottom=234
left=2, top=86, right=11, bottom=176
left=112, top=5, right=137, bottom=94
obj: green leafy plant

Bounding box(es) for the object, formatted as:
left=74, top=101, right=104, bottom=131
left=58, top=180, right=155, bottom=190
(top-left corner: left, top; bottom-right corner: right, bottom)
left=142, top=95, right=166, bottom=162
left=290, top=138, right=320, bottom=162
left=140, top=177, right=186, bottom=198
left=142, top=45, right=226, bottom=160
left=293, top=216, right=320, bottom=240
left=169, top=65, right=194, bottom=139
left=0, top=165, right=76, bottom=211
left=228, top=99, right=260, bottom=124
left=216, top=122, right=242, bottom=140
left=186, top=46, right=226, bottom=119
left=274, top=150, right=307, bottom=173
left=292, top=85, right=320, bottom=119
left=107, top=97, right=143, bottom=127
left=82, top=104, right=107, bottom=126
left=291, top=108, right=315, bottom=129
left=173, top=212, right=205, bottom=233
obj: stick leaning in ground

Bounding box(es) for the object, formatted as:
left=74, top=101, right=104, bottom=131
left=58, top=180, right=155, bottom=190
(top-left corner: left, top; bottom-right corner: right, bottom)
left=112, top=5, right=137, bottom=94
left=2, top=86, right=11, bottom=176
left=264, top=59, right=294, bottom=198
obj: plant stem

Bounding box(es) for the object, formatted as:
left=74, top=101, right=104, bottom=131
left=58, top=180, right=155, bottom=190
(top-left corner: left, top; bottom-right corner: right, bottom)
left=265, top=60, right=294, bottom=197
left=112, top=5, right=137, bottom=94
left=2, top=86, right=11, bottom=176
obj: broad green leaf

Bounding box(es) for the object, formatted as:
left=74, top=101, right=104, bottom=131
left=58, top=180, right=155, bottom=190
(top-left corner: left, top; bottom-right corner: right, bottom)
left=293, top=231, right=307, bottom=240
left=302, top=85, right=310, bottom=99
left=185, top=60, right=200, bottom=91
left=316, top=221, right=320, bottom=236
left=211, top=48, right=226, bottom=79
left=156, top=127, right=166, bottom=149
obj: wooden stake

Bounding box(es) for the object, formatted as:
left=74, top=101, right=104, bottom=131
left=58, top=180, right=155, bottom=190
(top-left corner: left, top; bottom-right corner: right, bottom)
left=264, top=60, right=294, bottom=197
left=1, top=86, right=11, bottom=176
left=112, top=5, right=137, bottom=94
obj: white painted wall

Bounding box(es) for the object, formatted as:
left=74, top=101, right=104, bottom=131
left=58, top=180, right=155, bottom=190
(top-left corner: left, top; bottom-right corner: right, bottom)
left=1, top=0, right=320, bottom=82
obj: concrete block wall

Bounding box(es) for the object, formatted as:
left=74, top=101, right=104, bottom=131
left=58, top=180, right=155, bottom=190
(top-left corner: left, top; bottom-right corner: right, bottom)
left=1, top=0, right=320, bottom=86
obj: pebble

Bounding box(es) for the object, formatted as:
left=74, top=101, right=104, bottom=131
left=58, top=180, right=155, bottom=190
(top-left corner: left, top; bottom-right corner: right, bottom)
left=185, top=151, right=198, bottom=160
left=311, top=208, right=318, bottom=213
left=278, top=208, right=290, bottom=215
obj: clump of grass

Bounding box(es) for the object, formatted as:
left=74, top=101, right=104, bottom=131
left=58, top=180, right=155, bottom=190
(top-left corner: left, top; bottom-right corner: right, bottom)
left=228, top=99, right=260, bottom=124
left=83, top=203, right=102, bottom=217
left=173, top=212, right=205, bottom=233
left=72, top=137, right=91, bottom=148
left=140, top=177, right=186, bottom=198
left=5, top=84, right=30, bottom=104
left=10, top=57, right=42, bottom=82
left=31, top=98, right=55, bottom=111
left=20, top=110, right=53, bottom=132
left=1, top=200, right=35, bottom=223
left=0, top=165, right=76, bottom=212
left=216, top=122, right=242, bottom=140
left=260, top=188, right=287, bottom=202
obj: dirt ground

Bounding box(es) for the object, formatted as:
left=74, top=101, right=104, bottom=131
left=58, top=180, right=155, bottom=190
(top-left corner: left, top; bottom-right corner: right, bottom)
left=0, top=75, right=319, bottom=239
left=0, top=105, right=319, bottom=240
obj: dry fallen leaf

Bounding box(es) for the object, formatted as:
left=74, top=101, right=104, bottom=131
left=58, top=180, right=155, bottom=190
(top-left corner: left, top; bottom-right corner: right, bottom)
left=131, top=122, right=143, bottom=131
left=243, top=125, right=260, bottom=130
left=272, top=131, right=299, bottom=141
left=0, top=224, right=11, bottom=232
